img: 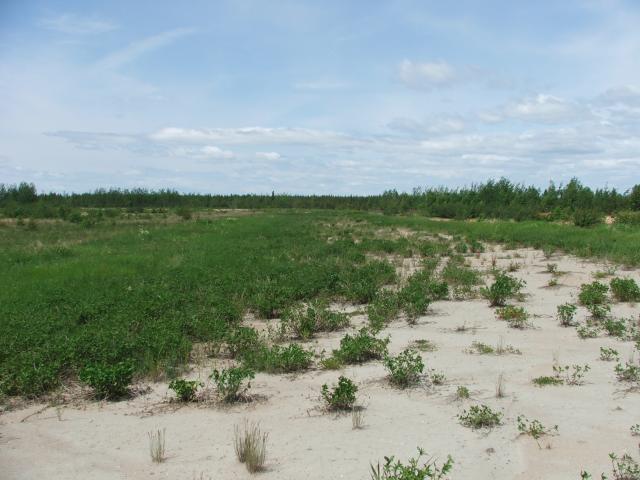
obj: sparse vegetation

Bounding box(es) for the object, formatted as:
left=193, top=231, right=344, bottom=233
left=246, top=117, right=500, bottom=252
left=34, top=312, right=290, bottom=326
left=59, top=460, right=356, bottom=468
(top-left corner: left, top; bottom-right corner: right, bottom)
left=579, top=281, right=609, bottom=306
left=455, top=386, right=470, bottom=400
left=169, top=379, right=203, bottom=402
left=211, top=367, right=254, bottom=402
left=557, top=303, right=578, bottom=327
left=458, top=404, right=503, bottom=429
left=370, top=447, right=454, bottom=480
left=234, top=420, right=268, bottom=473
left=599, top=347, right=619, bottom=362
left=481, top=272, right=525, bottom=307
left=610, top=277, right=640, bottom=302
left=496, top=305, right=531, bottom=329
left=148, top=428, right=167, bottom=463
left=330, top=328, right=389, bottom=365
left=79, top=362, right=134, bottom=400
left=281, top=300, right=350, bottom=340
left=384, top=349, right=424, bottom=388
left=516, top=415, right=558, bottom=447
left=321, top=376, right=358, bottom=411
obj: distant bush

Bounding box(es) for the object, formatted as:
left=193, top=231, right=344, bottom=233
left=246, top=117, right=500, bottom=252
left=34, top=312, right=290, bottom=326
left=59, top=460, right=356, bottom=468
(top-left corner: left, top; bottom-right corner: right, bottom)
left=481, top=272, right=525, bottom=307
left=384, top=349, right=424, bottom=388
left=332, top=328, right=389, bottom=364
left=321, top=376, right=357, bottom=410
left=367, top=291, right=401, bottom=332
left=281, top=300, right=349, bottom=340
left=578, top=281, right=609, bottom=306
left=79, top=362, right=135, bottom=399
left=610, top=277, right=640, bottom=302
left=243, top=343, right=313, bottom=373
left=615, top=210, right=640, bottom=226
left=573, top=209, right=601, bottom=227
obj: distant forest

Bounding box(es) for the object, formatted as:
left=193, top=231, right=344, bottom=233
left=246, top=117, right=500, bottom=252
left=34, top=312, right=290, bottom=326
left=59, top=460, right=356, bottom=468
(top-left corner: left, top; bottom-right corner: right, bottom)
left=2, top=178, right=640, bottom=225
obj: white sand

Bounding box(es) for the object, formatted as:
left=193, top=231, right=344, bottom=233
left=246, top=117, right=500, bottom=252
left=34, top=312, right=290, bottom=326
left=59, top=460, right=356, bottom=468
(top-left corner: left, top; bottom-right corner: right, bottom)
left=1, top=247, right=639, bottom=479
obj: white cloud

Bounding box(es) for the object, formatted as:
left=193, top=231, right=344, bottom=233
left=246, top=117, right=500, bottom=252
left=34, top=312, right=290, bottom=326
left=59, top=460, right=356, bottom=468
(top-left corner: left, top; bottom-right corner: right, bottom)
left=256, top=151, right=281, bottom=160
left=96, top=28, right=196, bottom=70
left=398, top=60, right=457, bottom=89
left=200, top=146, right=235, bottom=159
left=483, top=94, right=592, bottom=124
left=39, top=13, right=117, bottom=35
left=388, top=115, right=465, bottom=136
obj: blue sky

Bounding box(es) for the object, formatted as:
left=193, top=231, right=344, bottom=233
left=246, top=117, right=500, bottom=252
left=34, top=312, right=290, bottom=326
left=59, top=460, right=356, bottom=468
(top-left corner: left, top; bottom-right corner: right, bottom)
left=1, top=0, right=639, bottom=194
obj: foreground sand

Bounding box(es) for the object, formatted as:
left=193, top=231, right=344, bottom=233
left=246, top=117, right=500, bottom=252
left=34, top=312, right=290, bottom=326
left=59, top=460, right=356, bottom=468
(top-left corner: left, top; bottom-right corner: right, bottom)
left=1, top=246, right=639, bottom=479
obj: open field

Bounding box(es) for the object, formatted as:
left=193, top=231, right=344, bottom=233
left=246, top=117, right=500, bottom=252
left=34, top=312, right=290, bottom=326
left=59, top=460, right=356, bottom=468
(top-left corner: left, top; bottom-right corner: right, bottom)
left=1, top=210, right=639, bottom=479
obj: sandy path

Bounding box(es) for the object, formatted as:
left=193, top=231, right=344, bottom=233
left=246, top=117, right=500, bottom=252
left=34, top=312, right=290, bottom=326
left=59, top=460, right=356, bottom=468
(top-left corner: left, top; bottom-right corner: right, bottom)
left=1, top=247, right=639, bottom=479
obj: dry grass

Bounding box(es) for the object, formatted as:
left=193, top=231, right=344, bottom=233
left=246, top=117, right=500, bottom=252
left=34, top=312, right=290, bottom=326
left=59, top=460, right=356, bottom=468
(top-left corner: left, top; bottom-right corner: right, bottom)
left=495, top=373, right=506, bottom=398
left=148, top=428, right=166, bottom=463
left=234, top=420, right=268, bottom=473
left=352, top=406, right=366, bottom=429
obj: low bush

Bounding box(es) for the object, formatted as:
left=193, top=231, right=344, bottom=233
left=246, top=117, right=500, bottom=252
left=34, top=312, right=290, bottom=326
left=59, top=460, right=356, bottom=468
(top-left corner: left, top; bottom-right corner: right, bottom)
left=367, top=291, right=401, bottom=332
left=79, top=362, right=135, bottom=399
left=496, top=305, right=530, bottom=329
left=599, top=347, right=619, bottom=362
left=516, top=415, right=558, bottom=447
left=168, top=379, right=203, bottom=402
left=578, top=281, right=609, bottom=306
left=281, top=300, right=349, bottom=340
left=458, top=404, right=502, bottom=429
left=557, top=303, right=578, bottom=327
left=321, top=375, right=357, bottom=410
left=573, top=209, right=601, bottom=228
left=577, top=324, right=600, bottom=339
left=456, top=386, right=470, bottom=400
left=211, top=366, right=254, bottom=402
left=614, top=361, right=640, bottom=383
left=370, top=447, right=454, bottom=480
left=586, top=303, right=611, bottom=321
left=610, top=277, right=640, bottom=302
left=481, top=272, right=525, bottom=307
left=243, top=343, right=313, bottom=373
left=384, top=349, right=424, bottom=388
left=332, top=328, right=389, bottom=364
left=532, top=375, right=564, bottom=387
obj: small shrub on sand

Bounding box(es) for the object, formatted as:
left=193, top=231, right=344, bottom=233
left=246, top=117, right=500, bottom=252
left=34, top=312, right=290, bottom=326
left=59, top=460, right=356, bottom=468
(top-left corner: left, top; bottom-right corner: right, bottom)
left=466, top=342, right=494, bottom=355
left=614, top=361, right=640, bottom=383
left=557, top=303, right=578, bottom=327
left=384, top=349, right=424, bottom=388
left=481, top=272, right=525, bottom=307
left=281, top=300, right=350, bottom=340
left=332, top=328, right=389, bottom=364
left=169, top=379, right=203, bottom=402
left=455, top=386, right=470, bottom=400
left=321, top=376, right=357, bottom=411
left=534, top=364, right=590, bottom=387
left=532, top=375, right=564, bottom=387
left=458, top=404, right=503, bottom=430
left=79, top=362, right=134, bottom=400
left=211, top=366, right=254, bottom=402
left=516, top=415, right=558, bottom=448
left=367, top=291, right=401, bottom=332
left=610, top=277, right=640, bottom=302
left=578, top=281, right=609, bottom=306
left=599, top=347, right=619, bottom=362
left=370, top=447, right=453, bottom=480
left=411, top=339, right=437, bottom=352
left=496, top=305, right=531, bottom=329
left=234, top=420, right=267, bottom=473
left=587, top=303, right=611, bottom=321
left=428, top=370, right=446, bottom=386
left=631, top=424, right=640, bottom=436
left=242, top=343, right=313, bottom=373
left=577, top=324, right=600, bottom=339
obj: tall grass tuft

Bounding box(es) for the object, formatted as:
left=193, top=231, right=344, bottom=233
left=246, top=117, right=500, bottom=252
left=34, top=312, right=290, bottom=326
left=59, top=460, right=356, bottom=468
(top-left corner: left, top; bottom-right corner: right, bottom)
left=234, top=420, right=268, bottom=473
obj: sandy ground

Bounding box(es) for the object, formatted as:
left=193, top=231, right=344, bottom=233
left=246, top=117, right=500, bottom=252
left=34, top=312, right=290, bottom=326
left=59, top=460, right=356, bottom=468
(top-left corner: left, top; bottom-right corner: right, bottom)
left=1, top=247, right=639, bottom=480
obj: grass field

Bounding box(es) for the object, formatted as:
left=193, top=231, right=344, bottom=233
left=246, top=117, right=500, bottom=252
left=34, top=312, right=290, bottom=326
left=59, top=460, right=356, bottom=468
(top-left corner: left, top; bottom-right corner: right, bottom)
left=1, top=209, right=639, bottom=399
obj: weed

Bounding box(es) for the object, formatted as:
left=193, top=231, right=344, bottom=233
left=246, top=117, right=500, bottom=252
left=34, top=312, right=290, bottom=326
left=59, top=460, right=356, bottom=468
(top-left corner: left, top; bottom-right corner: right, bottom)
left=557, top=303, right=578, bottom=327
left=495, top=336, right=521, bottom=355
left=600, top=347, right=620, bottom=362
left=496, top=305, right=531, bottom=329
left=411, top=339, right=437, bottom=352
left=631, top=424, right=640, bottom=436
left=466, top=342, right=494, bottom=355
left=169, top=379, right=203, bottom=402
left=553, top=364, right=590, bottom=385
left=458, top=404, right=503, bottom=429
left=234, top=420, right=267, bottom=473
left=79, top=362, right=134, bottom=400
left=532, top=375, right=564, bottom=387
left=546, top=263, right=558, bottom=274
left=429, top=370, right=446, bottom=386
left=321, top=376, right=358, bottom=411
left=614, top=361, right=640, bottom=383
left=384, top=349, right=424, bottom=388
left=148, top=428, right=166, bottom=463
left=455, top=386, right=470, bottom=400
left=577, top=324, right=600, bottom=339
left=352, top=406, right=366, bottom=429
left=370, top=447, right=453, bottom=480
left=587, top=303, right=611, bottom=321
left=211, top=367, right=254, bottom=402
left=516, top=415, right=558, bottom=448
left=547, top=277, right=558, bottom=287
left=367, top=291, right=401, bottom=332
left=610, top=277, right=640, bottom=302
left=495, top=373, right=506, bottom=398
left=332, top=328, right=389, bottom=364
left=481, top=272, right=525, bottom=307
left=281, top=300, right=349, bottom=340
left=320, top=356, right=343, bottom=370
left=579, top=281, right=609, bottom=306
left=242, top=344, right=313, bottom=373
left=603, top=318, right=628, bottom=338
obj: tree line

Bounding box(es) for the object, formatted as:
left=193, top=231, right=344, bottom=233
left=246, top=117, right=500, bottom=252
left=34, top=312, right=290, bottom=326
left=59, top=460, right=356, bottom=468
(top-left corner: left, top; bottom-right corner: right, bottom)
left=2, top=178, right=639, bottom=223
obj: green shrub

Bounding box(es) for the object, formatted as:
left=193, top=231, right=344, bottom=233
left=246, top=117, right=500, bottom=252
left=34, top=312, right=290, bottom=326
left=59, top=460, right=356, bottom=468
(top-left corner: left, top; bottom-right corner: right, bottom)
left=367, top=291, right=401, bottom=332
left=168, top=379, right=203, bottom=401
left=243, top=343, right=313, bottom=373
left=333, top=328, right=389, bottom=364
left=281, top=300, right=350, bottom=340
left=603, top=318, right=627, bottom=338
left=458, top=404, right=503, bottom=429
left=615, top=210, right=640, bottom=226
left=466, top=341, right=495, bottom=355
left=456, top=386, right=470, bottom=400
left=79, top=362, right=135, bottom=399
left=496, top=305, right=530, bottom=329
left=384, top=349, right=424, bottom=388
left=614, top=362, right=640, bottom=383
left=532, top=375, right=563, bottom=387
left=516, top=415, right=558, bottom=445
left=610, top=277, right=640, bottom=302
left=481, top=272, right=525, bottom=307
left=577, top=324, right=600, bottom=339
left=599, top=347, right=619, bottom=361
left=226, top=327, right=262, bottom=359
left=573, top=209, right=601, bottom=227
left=586, top=303, right=611, bottom=320
left=557, top=303, right=578, bottom=327
left=578, top=281, right=609, bottom=306
left=321, top=376, right=357, bottom=410
left=211, top=366, right=254, bottom=402
left=370, top=447, right=454, bottom=480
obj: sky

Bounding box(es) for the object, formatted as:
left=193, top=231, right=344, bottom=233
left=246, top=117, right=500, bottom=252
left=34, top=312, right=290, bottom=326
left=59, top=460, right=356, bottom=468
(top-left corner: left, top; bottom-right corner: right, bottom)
left=1, top=0, right=639, bottom=194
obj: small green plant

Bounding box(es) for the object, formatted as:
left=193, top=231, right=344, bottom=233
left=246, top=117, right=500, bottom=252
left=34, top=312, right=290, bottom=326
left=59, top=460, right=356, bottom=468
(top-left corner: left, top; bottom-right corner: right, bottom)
left=320, top=356, right=343, bottom=370
left=370, top=447, right=453, bottom=480
left=169, top=379, right=203, bottom=402
left=603, top=318, right=627, bottom=338
left=384, top=349, right=424, bottom=388
left=577, top=324, right=600, bottom=339
left=610, top=277, right=640, bottom=302
left=321, top=376, right=358, bottom=410
left=242, top=343, right=313, bottom=373
left=631, top=424, right=640, bottom=436
left=455, top=386, right=470, bottom=400
left=614, top=361, right=640, bottom=383
left=411, top=339, right=437, bottom=352
left=367, top=291, right=401, bottom=332
left=546, top=263, right=558, bottom=274
left=466, top=342, right=494, bottom=355
left=429, top=370, right=446, bottom=385
left=79, top=362, right=135, bottom=400
left=458, top=404, right=503, bottom=429
left=281, top=300, right=350, bottom=340
left=553, top=364, right=590, bottom=385
left=481, top=272, right=525, bottom=307
left=557, top=303, right=578, bottom=327
left=579, top=281, right=609, bottom=306
left=332, top=328, right=389, bottom=364
left=587, top=303, right=611, bottom=321
left=532, top=375, right=564, bottom=387
left=516, top=415, right=558, bottom=447
left=580, top=452, right=640, bottom=480
left=234, top=420, right=268, bottom=473
left=599, top=347, right=619, bottom=362
left=496, top=305, right=530, bottom=329
left=211, top=366, right=254, bottom=402
left=573, top=209, right=601, bottom=228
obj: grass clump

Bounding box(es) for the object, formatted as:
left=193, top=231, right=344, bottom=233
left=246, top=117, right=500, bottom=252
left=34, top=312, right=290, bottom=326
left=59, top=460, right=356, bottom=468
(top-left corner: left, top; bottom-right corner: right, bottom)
left=384, top=349, right=424, bottom=388
left=398, top=270, right=448, bottom=323
left=534, top=364, right=590, bottom=386
left=79, top=362, right=134, bottom=400
left=234, top=420, right=268, bottom=473
left=481, top=272, right=525, bottom=307
left=440, top=258, right=481, bottom=299
left=211, top=366, right=254, bottom=402
left=331, top=328, right=389, bottom=365
left=458, top=404, right=503, bottom=430
left=516, top=415, right=558, bottom=448
left=367, top=291, right=401, bottom=332
left=578, top=281, right=609, bottom=306
left=148, top=428, right=166, bottom=463
left=321, top=375, right=357, bottom=411
left=587, top=303, right=611, bottom=321
left=168, top=379, right=203, bottom=402
left=610, top=277, right=640, bottom=302
left=370, top=447, right=453, bottom=480
left=557, top=303, right=578, bottom=327
left=466, top=342, right=494, bottom=355
left=242, top=343, right=313, bottom=374
left=281, top=300, right=349, bottom=340
left=532, top=375, right=564, bottom=387
left=411, top=339, right=437, bottom=352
